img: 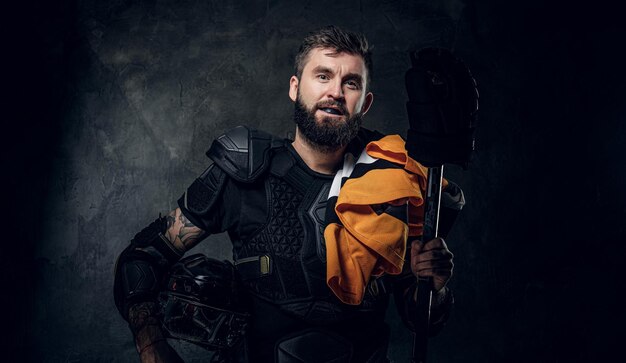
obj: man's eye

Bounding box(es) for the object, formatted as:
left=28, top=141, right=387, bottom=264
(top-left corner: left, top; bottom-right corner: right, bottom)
left=317, top=74, right=329, bottom=81
left=345, top=81, right=360, bottom=89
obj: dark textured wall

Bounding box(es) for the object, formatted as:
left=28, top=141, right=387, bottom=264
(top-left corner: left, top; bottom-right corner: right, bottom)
left=4, top=0, right=626, bottom=362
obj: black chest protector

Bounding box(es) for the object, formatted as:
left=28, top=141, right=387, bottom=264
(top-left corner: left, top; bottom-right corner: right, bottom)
left=205, top=126, right=389, bottom=325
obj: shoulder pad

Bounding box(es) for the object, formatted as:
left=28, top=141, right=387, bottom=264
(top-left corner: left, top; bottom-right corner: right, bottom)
left=206, top=126, right=284, bottom=183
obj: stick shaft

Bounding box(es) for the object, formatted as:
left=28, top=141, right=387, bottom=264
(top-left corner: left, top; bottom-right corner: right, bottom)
left=411, top=165, right=444, bottom=363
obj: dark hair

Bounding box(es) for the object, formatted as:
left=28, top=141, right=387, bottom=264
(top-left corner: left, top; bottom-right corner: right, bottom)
left=294, top=25, right=373, bottom=89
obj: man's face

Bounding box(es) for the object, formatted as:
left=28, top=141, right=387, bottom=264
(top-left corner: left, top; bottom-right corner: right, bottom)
left=289, top=48, right=373, bottom=150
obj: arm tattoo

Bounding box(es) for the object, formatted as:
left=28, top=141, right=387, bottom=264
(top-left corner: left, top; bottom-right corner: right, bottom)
left=164, top=208, right=205, bottom=251
left=128, top=302, right=160, bottom=334
left=166, top=214, right=176, bottom=230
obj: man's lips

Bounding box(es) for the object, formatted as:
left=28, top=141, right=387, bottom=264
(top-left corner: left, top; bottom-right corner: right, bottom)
left=319, top=107, right=344, bottom=116
left=316, top=103, right=347, bottom=116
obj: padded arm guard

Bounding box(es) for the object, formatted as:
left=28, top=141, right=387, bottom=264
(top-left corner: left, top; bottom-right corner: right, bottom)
left=177, top=163, right=228, bottom=231
left=114, top=216, right=184, bottom=321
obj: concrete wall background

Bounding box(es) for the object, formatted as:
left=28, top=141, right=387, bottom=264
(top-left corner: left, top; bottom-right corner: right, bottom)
left=4, top=0, right=626, bottom=362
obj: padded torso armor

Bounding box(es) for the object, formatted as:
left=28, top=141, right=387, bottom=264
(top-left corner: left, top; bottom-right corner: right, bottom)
left=237, top=147, right=390, bottom=323
left=174, top=126, right=458, bottom=362
left=180, top=127, right=390, bottom=325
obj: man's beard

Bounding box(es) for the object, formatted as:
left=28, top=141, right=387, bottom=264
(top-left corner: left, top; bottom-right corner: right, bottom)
left=293, top=95, right=363, bottom=153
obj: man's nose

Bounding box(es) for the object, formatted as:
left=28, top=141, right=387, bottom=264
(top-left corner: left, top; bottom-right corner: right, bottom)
left=327, top=79, right=344, bottom=99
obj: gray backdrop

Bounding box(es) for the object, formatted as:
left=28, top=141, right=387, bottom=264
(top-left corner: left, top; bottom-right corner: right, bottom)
left=5, top=0, right=625, bottom=362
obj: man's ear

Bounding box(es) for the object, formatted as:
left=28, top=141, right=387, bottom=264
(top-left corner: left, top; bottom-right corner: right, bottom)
left=289, top=76, right=299, bottom=102
left=360, top=92, right=374, bottom=115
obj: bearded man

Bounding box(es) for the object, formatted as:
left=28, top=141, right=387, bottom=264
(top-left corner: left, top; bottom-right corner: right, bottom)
left=114, top=25, right=464, bottom=363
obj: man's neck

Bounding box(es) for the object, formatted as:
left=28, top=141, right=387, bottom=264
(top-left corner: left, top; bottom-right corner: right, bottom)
left=291, top=129, right=346, bottom=175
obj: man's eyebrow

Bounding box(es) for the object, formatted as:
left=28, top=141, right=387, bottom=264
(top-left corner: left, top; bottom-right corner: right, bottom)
left=344, top=73, right=363, bottom=84
left=311, top=65, right=334, bottom=74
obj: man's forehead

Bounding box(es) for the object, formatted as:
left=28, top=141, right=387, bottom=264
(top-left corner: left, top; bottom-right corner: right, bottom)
left=303, top=47, right=366, bottom=74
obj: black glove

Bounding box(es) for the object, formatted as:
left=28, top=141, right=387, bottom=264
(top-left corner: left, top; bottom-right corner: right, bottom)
left=405, top=47, right=478, bottom=168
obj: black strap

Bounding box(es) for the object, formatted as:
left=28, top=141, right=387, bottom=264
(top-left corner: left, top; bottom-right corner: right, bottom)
left=234, top=255, right=272, bottom=280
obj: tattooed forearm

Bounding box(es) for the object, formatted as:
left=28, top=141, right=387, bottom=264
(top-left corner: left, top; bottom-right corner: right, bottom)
left=128, top=302, right=160, bottom=334
left=166, top=214, right=176, bottom=230
left=164, top=208, right=206, bottom=251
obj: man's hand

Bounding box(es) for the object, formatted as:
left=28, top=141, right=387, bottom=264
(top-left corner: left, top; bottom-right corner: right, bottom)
left=410, top=238, right=454, bottom=292
left=129, top=302, right=184, bottom=363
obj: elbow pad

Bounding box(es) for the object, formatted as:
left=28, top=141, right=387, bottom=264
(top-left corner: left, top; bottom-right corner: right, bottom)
left=113, top=216, right=184, bottom=321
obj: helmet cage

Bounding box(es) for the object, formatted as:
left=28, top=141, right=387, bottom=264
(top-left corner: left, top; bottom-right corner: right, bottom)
left=159, top=254, right=249, bottom=350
